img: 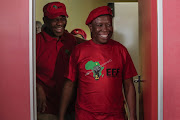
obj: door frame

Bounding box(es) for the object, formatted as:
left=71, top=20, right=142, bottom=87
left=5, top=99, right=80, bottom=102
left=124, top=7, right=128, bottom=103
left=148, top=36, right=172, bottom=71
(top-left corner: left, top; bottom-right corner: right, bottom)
left=157, top=0, right=163, bottom=120
left=29, top=0, right=36, bottom=120
left=29, top=0, right=164, bottom=120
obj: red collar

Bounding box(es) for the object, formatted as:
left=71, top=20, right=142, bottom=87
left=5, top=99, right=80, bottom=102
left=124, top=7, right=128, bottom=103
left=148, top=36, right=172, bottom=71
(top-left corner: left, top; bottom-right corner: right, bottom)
left=41, top=30, right=69, bottom=42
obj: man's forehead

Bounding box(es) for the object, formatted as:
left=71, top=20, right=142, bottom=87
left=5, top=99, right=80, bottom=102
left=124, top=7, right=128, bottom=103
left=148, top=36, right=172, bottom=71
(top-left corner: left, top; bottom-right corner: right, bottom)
left=85, top=6, right=112, bottom=25
left=54, top=15, right=66, bottom=19
left=47, top=15, right=67, bottom=20
left=36, top=24, right=42, bottom=26
left=92, top=15, right=112, bottom=23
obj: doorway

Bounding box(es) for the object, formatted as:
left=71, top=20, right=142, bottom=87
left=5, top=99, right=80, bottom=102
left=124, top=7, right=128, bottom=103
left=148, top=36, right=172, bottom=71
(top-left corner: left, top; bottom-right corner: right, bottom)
left=30, top=0, right=159, bottom=120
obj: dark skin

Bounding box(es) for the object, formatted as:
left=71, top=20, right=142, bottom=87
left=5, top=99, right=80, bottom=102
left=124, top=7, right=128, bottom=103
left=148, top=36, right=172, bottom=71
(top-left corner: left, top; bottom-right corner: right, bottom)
left=88, top=15, right=113, bottom=44
left=36, top=16, right=67, bottom=113
left=36, top=83, right=47, bottom=113
left=37, top=15, right=86, bottom=113
left=59, top=15, right=137, bottom=120
left=123, top=78, right=137, bottom=120
left=43, top=16, right=86, bottom=42
left=43, top=16, right=67, bottom=40
left=59, top=79, right=76, bottom=120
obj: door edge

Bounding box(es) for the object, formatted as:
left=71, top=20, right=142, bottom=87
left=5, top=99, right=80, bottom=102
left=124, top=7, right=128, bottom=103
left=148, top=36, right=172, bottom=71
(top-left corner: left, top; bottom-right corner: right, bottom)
left=29, top=0, right=37, bottom=120
left=157, top=0, right=163, bottom=120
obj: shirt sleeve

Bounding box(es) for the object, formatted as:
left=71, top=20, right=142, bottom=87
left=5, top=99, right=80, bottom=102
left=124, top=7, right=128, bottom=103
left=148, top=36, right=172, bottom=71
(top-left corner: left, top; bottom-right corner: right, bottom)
left=36, top=34, right=40, bottom=62
left=122, top=48, right=138, bottom=80
left=64, top=47, right=79, bottom=82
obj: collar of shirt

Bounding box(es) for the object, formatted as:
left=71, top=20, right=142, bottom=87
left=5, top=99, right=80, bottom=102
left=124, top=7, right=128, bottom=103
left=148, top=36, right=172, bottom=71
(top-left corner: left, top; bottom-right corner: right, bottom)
left=41, top=30, right=68, bottom=42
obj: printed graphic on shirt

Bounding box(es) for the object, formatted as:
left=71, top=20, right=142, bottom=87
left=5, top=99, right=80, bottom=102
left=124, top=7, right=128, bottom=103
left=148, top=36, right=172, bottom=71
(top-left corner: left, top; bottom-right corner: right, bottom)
left=85, top=61, right=104, bottom=80
left=85, top=59, right=112, bottom=80
left=65, top=49, right=71, bottom=56
left=106, top=68, right=120, bottom=77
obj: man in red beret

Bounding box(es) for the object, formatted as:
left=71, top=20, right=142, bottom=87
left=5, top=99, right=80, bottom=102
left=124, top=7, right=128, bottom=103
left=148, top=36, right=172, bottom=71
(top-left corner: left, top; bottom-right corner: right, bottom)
left=36, top=2, right=85, bottom=120
left=59, top=6, right=137, bottom=120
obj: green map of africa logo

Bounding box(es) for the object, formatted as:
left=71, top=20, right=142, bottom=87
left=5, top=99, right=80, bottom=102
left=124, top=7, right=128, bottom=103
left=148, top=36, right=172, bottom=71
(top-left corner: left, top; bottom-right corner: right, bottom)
left=85, top=61, right=104, bottom=80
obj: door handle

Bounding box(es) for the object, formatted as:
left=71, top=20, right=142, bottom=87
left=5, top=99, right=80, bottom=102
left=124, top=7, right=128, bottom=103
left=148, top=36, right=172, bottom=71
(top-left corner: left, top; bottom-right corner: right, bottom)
left=134, top=75, right=144, bottom=94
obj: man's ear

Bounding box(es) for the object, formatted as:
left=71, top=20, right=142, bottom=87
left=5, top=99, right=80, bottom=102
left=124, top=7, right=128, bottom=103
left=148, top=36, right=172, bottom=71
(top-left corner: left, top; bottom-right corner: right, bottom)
left=88, top=24, right=93, bottom=32
left=43, top=17, right=48, bottom=24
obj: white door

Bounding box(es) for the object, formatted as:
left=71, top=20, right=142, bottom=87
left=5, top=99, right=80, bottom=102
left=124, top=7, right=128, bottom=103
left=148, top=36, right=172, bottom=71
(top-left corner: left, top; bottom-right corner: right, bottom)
left=112, top=2, right=140, bottom=120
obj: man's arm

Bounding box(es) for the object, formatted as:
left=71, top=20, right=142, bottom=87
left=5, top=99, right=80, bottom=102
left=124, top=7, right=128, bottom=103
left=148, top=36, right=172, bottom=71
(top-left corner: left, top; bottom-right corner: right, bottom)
left=59, top=79, right=76, bottom=120
left=123, top=77, right=137, bottom=120
left=36, top=83, right=47, bottom=113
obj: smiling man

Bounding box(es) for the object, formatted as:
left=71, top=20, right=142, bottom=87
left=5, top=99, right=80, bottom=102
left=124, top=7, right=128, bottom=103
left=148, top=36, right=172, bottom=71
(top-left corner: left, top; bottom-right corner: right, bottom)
left=59, top=6, right=137, bottom=120
left=36, top=2, right=83, bottom=120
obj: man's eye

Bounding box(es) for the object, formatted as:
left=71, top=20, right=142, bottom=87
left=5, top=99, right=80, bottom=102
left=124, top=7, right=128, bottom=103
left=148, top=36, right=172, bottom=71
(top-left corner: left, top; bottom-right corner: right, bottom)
left=97, top=24, right=102, bottom=27
left=107, top=24, right=112, bottom=27
left=51, top=19, right=58, bottom=22
left=51, top=18, right=66, bottom=22
left=60, top=17, right=66, bottom=21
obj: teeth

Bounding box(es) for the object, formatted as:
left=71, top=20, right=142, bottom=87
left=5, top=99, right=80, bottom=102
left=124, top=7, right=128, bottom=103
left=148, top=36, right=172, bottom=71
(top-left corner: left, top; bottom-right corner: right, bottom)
left=56, top=27, right=63, bottom=32
left=57, top=27, right=62, bottom=30
left=101, top=35, right=108, bottom=38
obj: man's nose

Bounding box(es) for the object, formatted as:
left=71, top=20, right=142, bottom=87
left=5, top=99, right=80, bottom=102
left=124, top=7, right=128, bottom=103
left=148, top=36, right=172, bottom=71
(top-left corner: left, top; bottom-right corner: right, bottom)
left=102, top=25, right=108, bottom=31
left=56, top=19, right=64, bottom=25
left=57, top=21, right=63, bottom=26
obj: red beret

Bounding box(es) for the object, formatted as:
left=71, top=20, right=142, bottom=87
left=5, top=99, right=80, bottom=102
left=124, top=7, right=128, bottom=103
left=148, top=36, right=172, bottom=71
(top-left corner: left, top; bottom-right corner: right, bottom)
left=43, top=2, right=68, bottom=19
left=71, top=28, right=87, bottom=39
left=86, top=6, right=112, bottom=25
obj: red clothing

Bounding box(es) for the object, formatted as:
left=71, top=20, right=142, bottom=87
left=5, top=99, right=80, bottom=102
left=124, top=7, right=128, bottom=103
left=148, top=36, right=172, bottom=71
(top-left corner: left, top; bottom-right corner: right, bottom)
left=36, top=30, right=76, bottom=115
left=65, top=39, right=137, bottom=120
left=76, top=108, right=125, bottom=120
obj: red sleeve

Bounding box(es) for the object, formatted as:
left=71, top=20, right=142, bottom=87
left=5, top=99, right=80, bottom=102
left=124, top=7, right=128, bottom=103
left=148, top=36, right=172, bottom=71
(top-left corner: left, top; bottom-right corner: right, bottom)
left=36, top=33, right=41, bottom=63
left=36, top=34, right=41, bottom=84
left=64, top=46, right=79, bottom=82
left=122, top=48, right=138, bottom=80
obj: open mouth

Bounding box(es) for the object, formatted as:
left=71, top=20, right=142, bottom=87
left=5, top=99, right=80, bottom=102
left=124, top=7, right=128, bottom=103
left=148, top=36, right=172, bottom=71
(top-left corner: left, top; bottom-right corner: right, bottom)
left=100, top=34, right=109, bottom=39
left=55, top=27, right=64, bottom=33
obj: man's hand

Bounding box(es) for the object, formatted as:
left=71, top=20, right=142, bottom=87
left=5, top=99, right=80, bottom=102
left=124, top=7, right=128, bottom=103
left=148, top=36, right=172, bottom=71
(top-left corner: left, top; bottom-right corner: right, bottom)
left=123, top=77, right=137, bottom=120
left=37, top=83, right=47, bottom=113
left=59, top=79, right=75, bottom=120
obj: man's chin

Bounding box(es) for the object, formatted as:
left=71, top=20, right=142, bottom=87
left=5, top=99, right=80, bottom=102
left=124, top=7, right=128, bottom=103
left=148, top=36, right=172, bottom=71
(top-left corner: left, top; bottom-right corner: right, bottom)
left=54, top=32, right=64, bottom=37
left=100, top=39, right=109, bottom=44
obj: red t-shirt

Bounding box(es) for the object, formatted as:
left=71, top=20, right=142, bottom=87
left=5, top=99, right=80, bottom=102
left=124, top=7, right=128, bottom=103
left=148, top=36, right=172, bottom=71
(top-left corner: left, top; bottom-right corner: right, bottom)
left=65, top=39, right=137, bottom=118
left=36, top=30, right=77, bottom=114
